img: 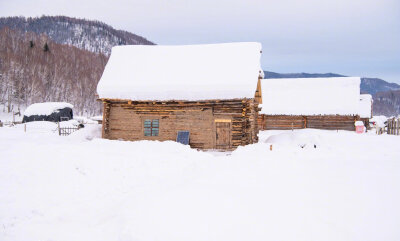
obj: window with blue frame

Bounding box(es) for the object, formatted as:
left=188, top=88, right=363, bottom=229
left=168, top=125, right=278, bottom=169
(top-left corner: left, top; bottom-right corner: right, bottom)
left=144, top=119, right=159, bottom=136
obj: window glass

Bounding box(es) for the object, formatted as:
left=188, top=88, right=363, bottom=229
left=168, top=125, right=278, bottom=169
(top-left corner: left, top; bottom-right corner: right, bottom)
left=144, top=119, right=159, bottom=136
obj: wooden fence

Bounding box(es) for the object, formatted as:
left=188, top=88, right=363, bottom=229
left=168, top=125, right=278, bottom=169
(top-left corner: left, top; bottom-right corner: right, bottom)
left=57, top=122, right=79, bottom=136
left=58, top=126, right=79, bottom=136
left=387, top=118, right=400, bottom=135
left=0, top=121, right=22, bottom=127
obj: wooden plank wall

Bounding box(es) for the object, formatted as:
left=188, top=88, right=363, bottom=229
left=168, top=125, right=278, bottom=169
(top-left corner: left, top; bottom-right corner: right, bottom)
left=259, top=114, right=359, bottom=131
left=306, top=116, right=357, bottom=131
left=262, top=115, right=305, bottom=130
left=101, top=99, right=259, bottom=150
left=387, top=118, right=400, bottom=135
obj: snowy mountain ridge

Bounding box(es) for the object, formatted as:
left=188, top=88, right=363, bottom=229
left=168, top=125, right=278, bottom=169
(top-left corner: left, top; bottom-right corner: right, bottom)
left=0, top=16, right=154, bottom=55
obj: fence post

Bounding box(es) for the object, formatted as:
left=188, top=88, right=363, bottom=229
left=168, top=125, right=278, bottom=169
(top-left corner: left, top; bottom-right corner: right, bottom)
left=58, top=122, right=61, bottom=136
left=24, top=124, right=26, bottom=133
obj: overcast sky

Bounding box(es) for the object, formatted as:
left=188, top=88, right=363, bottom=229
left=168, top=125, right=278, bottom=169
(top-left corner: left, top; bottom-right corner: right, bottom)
left=1, top=0, right=400, bottom=83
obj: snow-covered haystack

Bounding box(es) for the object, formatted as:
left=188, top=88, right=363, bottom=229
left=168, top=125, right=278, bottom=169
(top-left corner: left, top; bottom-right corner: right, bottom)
left=23, top=102, right=74, bottom=123
left=24, top=102, right=73, bottom=117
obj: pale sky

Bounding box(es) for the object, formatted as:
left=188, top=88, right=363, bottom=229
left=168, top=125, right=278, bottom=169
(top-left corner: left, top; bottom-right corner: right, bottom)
left=1, top=0, right=400, bottom=83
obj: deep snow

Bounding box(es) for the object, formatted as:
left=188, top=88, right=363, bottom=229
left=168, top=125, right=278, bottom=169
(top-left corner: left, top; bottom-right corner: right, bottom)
left=0, top=124, right=399, bottom=241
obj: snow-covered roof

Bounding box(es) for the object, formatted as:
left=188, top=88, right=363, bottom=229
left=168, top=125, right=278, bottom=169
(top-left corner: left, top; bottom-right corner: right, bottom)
left=97, top=42, right=262, bottom=101
left=359, top=94, right=373, bottom=118
left=260, top=77, right=361, bottom=115
left=24, top=102, right=73, bottom=117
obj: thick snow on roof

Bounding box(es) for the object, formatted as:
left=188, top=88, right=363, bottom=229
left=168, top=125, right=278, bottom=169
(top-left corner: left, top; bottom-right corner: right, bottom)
left=359, top=94, right=373, bottom=118
left=260, top=77, right=361, bottom=115
left=97, top=42, right=262, bottom=101
left=24, top=102, right=73, bottom=117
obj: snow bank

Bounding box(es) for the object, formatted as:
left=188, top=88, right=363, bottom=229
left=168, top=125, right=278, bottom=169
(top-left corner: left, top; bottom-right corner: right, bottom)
left=97, top=42, right=262, bottom=101
left=24, top=102, right=73, bottom=117
left=260, top=77, right=361, bottom=115
left=359, top=94, right=373, bottom=118
left=265, top=131, right=321, bottom=148
left=67, top=124, right=102, bottom=141
left=13, top=121, right=59, bottom=133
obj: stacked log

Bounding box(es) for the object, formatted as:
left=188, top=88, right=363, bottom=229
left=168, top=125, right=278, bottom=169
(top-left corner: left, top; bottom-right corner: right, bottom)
left=258, top=114, right=359, bottom=131
left=100, top=98, right=259, bottom=150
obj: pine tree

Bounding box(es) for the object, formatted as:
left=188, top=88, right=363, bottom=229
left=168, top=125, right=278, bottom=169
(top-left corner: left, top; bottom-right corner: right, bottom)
left=43, top=42, right=49, bottom=52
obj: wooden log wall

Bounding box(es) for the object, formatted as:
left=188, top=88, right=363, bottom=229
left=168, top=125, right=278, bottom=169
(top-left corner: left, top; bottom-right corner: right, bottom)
left=101, top=99, right=259, bottom=150
left=306, top=115, right=358, bottom=131
left=259, top=114, right=359, bottom=131
left=387, top=118, right=400, bottom=135
left=261, top=115, right=305, bottom=130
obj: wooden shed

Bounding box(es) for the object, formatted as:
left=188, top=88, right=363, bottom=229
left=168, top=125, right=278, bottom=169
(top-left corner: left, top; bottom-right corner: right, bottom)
left=97, top=43, right=263, bottom=150
left=258, top=77, right=363, bottom=131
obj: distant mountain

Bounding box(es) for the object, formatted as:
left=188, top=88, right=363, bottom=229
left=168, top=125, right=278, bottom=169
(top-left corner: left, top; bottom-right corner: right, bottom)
left=263, top=71, right=400, bottom=116
left=264, top=71, right=345, bottom=79
left=360, top=78, right=400, bottom=95
left=0, top=16, right=154, bottom=55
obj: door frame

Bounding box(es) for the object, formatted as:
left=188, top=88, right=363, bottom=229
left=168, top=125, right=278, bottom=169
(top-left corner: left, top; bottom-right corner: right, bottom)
left=214, top=119, right=232, bottom=149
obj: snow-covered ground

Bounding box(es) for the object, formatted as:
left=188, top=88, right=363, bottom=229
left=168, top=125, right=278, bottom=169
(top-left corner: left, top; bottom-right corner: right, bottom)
left=1, top=124, right=400, bottom=241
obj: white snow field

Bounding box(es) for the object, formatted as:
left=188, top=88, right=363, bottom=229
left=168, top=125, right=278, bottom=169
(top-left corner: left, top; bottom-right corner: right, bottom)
left=1, top=123, right=400, bottom=241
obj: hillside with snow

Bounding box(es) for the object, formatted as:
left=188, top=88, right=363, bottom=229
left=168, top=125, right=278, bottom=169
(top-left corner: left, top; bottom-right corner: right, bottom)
left=0, top=123, right=399, bottom=241
left=0, top=16, right=154, bottom=55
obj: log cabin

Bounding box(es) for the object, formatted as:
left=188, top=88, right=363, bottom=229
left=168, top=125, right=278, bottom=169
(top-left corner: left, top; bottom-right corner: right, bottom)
left=258, top=77, right=365, bottom=131
left=97, top=42, right=263, bottom=150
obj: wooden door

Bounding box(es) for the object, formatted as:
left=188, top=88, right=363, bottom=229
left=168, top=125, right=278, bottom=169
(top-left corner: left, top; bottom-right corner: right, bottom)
left=216, top=122, right=231, bottom=149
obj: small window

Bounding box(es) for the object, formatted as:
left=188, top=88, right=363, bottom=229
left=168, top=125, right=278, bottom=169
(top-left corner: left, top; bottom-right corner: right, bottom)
left=144, top=119, right=159, bottom=136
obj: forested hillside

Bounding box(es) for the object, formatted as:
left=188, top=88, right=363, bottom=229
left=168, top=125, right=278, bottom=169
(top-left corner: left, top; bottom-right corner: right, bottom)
left=373, top=90, right=400, bottom=116
left=0, top=16, right=154, bottom=55
left=0, top=27, right=108, bottom=115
